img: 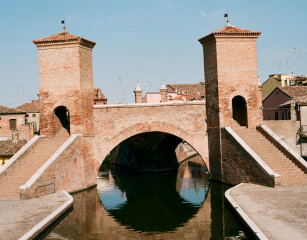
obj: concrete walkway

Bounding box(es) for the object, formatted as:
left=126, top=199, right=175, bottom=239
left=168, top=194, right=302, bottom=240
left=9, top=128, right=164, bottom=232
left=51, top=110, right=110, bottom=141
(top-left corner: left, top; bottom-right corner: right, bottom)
left=0, top=191, right=70, bottom=240
left=227, top=183, right=307, bottom=240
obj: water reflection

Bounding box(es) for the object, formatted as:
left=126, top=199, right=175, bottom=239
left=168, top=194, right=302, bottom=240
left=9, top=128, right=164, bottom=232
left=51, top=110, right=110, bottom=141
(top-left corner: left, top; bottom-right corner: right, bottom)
left=97, top=161, right=209, bottom=232
left=46, top=157, right=248, bottom=239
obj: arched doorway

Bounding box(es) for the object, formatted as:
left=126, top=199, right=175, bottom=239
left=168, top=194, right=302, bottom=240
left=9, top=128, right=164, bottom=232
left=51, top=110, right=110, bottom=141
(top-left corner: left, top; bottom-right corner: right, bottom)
left=232, top=96, right=248, bottom=127
left=54, top=106, right=70, bottom=134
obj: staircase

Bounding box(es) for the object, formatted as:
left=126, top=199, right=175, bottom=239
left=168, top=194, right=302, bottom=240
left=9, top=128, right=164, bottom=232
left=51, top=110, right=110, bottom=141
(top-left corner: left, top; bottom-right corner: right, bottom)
left=232, top=126, right=307, bottom=185
left=0, top=130, right=68, bottom=200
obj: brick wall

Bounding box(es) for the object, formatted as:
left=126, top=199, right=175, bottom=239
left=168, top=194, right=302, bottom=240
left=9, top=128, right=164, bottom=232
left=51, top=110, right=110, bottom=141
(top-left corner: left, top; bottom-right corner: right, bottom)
left=36, top=43, right=94, bottom=137
left=221, top=128, right=275, bottom=186
left=0, top=114, right=25, bottom=139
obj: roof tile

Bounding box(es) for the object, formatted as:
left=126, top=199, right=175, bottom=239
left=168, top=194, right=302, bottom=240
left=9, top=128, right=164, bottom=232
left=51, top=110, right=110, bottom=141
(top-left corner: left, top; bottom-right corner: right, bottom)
left=0, top=106, right=25, bottom=114
left=33, top=31, right=96, bottom=49
left=0, top=140, right=27, bottom=157
left=17, top=100, right=40, bottom=112
left=279, top=86, right=307, bottom=98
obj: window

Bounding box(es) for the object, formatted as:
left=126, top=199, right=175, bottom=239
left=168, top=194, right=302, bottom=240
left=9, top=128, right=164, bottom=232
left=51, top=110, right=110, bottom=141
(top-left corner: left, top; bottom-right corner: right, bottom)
left=9, top=119, right=17, bottom=130
left=32, top=114, right=36, bottom=117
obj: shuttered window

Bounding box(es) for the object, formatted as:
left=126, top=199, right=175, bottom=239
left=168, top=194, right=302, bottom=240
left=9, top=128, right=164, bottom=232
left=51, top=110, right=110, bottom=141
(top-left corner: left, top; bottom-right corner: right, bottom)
left=9, top=119, right=17, bottom=130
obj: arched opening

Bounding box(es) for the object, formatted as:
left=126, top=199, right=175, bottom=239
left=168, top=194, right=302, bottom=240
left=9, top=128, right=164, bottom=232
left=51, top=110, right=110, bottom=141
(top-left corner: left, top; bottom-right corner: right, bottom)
left=54, top=106, right=70, bottom=135
left=232, top=96, right=248, bottom=127
left=101, top=131, right=208, bottom=173
left=96, top=131, right=209, bottom=232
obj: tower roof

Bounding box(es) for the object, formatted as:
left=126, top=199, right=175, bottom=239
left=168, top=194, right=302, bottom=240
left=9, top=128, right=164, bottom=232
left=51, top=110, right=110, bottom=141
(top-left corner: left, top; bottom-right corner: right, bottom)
left=199, top=24, right=261, bottom=41
left=33, top=31, right=96, bottom=49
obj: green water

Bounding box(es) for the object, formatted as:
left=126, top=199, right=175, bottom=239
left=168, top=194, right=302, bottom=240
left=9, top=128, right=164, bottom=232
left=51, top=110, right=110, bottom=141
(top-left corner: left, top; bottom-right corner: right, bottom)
left=45, top=161, right=251, bottom=239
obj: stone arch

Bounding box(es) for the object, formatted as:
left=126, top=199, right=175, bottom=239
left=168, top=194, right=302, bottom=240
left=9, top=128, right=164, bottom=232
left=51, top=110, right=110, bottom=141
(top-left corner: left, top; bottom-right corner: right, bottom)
left=54, top=106, right=70, bottom=134
left=232, top=95, right=248, bottom=127
left=96, top=121, right=209, bottom=172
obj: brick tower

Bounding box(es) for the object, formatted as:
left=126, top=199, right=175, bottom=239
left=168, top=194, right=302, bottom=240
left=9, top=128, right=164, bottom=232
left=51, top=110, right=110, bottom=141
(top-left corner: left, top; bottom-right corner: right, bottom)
left=33, top=30, right=96, bottom=137
left=199, top=23, right=262, bottom=180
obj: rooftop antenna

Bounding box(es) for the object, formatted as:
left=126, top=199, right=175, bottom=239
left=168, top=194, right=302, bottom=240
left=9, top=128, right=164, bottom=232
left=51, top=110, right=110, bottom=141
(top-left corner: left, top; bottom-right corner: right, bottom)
left=224, top=13, right=230, bottom=26
left=290, top=47, right=300, bottom=74
left=148, top=81, right=152, bottom=92
left=61, top=19, right=66, bottom=32
left=118, top=77, right=125, bottom=103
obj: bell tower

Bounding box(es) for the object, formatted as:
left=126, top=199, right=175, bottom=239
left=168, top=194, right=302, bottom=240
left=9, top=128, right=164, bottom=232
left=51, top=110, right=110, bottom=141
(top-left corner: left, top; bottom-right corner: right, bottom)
left=199, top=23, right=262, bottom=180
left=33, top=30, right=96, bottom=137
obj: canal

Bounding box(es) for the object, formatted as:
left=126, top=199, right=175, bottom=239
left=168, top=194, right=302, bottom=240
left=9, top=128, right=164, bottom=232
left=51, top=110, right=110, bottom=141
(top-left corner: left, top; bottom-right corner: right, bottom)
left=45, top=155, right=251, bottom=240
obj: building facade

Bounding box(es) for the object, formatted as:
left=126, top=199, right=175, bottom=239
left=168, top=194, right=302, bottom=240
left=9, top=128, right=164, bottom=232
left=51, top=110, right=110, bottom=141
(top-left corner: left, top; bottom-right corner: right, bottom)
left=263, top=86, right=307, bottom=120
left=17, top=100, right=40, bottom=134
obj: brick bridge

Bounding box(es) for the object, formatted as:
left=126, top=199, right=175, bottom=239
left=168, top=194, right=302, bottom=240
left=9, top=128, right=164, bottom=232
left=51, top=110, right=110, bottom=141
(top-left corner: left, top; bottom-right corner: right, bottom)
left=0, top=24, right=306, bottom=200
left=93, top=101, right=207, bottom=171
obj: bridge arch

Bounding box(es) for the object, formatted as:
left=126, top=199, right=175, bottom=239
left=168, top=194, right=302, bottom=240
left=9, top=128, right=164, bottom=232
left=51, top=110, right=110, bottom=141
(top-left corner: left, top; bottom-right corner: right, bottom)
left=95, top=120, right=209, bottom=172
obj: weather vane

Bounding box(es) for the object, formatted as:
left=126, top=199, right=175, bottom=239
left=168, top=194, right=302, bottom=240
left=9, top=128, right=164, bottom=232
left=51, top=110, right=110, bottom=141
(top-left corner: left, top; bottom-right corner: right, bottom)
left=224, top=13, right=230, bottom=26
left=61, top=19, right=66, bottom=32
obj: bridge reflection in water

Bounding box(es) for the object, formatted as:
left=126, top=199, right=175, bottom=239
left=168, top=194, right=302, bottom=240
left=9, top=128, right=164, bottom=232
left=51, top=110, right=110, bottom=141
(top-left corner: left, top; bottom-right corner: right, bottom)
left=46, top=157, right=248, bottom=239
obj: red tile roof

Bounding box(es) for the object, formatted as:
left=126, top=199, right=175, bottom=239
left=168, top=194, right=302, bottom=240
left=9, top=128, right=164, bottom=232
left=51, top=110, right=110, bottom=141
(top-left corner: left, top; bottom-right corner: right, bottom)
left=93, top=88, right=107, bottom=101
left=167, top=83, right=205, bottom=101
left=0, top=105, right=25, bottom=115
left=278, top=86, right=307, bottom=98
left=199, top=24, right=261, bottom=41
left=33, top=31, right=96, bottom=49
left=213, top=25, right=261, bottom=35
left=0, top=140, right=27, bottom=157
left=17, top=100, right=40, bottom=112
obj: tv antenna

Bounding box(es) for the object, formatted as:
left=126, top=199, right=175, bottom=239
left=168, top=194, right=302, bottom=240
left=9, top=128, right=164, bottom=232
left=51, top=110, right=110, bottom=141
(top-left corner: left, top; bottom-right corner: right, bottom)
left=290, top=47, right=300, bottom=74
left=118, top=77, right=126, bottom=103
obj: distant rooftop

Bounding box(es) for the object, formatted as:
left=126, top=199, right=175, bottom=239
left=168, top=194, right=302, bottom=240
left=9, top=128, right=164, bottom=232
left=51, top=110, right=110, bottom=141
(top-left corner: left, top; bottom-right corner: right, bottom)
left=17, top=100, right=40, bottom=113
left=93, top=88, right=107, bottom=101
left=0, top=105, right=25, bottom=115
left=0, top=140, right=27, bottom=157
left=278, top=86, right=307, bottom=98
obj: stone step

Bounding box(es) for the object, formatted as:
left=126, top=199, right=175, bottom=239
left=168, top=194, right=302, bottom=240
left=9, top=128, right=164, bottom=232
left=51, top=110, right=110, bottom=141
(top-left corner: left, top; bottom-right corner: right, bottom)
left=232, top=127, right=307, bottom=185
left=0, top=133, right=68, bottom=200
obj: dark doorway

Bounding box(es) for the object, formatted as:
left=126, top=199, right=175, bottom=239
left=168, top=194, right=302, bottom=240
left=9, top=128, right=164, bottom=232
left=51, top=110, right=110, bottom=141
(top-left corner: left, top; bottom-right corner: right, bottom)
left=54, top=106, right=70, bottom=134
left=232, top=96, right=248, bottom=127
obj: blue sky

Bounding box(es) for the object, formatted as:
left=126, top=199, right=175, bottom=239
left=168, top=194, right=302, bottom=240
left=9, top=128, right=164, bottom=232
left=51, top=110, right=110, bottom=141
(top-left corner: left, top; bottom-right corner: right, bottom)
left=1, top=0, right=306, bottom=106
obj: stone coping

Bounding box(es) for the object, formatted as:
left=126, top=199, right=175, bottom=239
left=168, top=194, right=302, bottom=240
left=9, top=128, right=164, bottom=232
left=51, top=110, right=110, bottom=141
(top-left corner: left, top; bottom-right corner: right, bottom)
left=0, top=135, right=42, bottom=176
left=19, top=190, right=73, bottom=240
left=225, top=183, right=269, bottom=240
left=94, top=100, right=206, bottom=109
left=20, top=134, right=82, bottom=190
left=225, top=127, right=280, bottom=178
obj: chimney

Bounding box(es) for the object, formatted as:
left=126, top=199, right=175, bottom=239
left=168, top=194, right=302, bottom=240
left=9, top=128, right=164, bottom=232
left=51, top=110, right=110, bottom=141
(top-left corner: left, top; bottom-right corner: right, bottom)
left=134, top=81, right=142, bottom=103
left=160, top=80, right=168, bottom=102
left=12, top=130, right=19, bottom=142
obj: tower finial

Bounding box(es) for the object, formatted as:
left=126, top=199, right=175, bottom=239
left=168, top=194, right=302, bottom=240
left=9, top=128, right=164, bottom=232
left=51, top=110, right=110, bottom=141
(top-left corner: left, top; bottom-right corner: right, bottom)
left=160, top=80, right=167, bottom=90
left=224, top=13, right=230, bottom=26
left=135, top=81, right=141, bottom=91
left=61, top=19, right=66, bottom=32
